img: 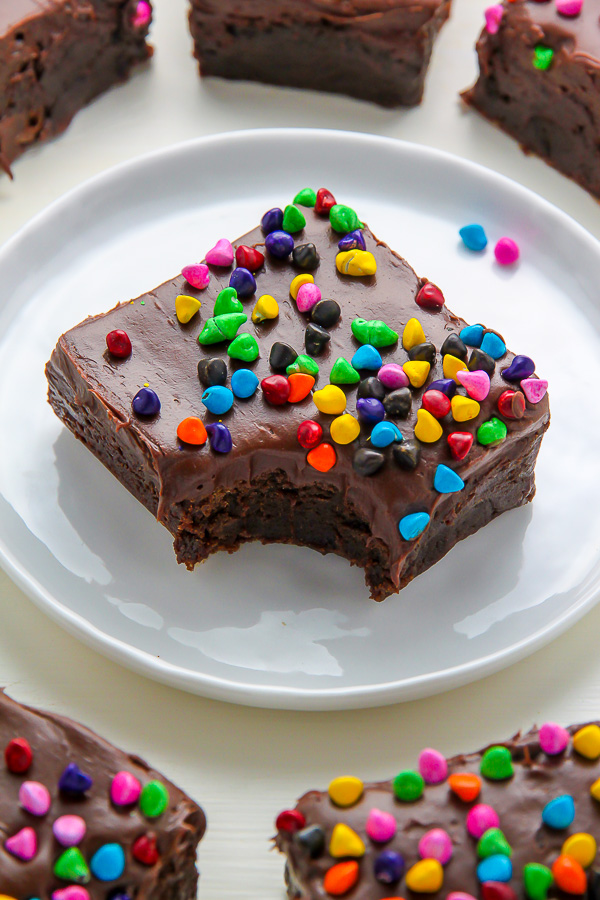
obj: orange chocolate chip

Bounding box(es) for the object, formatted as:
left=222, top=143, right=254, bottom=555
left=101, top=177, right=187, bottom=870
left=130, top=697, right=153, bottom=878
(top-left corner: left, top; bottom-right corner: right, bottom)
left=177, top=417, right=207, bottom=445
left=552, top=855, right=587, bottom=894
left=307, top=442, right=337, bottom=473
left=288, top=373, right=315, bottom=403
left=448, top=773, right=482, bottom=803
left=323, top=861, right=360, bottom=896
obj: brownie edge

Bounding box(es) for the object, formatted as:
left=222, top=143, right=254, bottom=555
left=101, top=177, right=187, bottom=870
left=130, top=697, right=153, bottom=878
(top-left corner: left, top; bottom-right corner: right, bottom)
left=188, top=0, right=452, bottom=107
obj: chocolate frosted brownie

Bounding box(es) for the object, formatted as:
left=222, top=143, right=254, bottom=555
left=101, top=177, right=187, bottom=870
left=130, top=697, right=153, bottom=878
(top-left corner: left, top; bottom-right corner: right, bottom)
left=463, top=0, right=600, bottom=198
left=276, top=721, right=600, bottom=900
left=0, top=0, right=152, bottom=177
left=188, top=0, right=452, bottom=107
left=46, top=189, right=550, bottom=602
left=0, top=689, right=205, bottom=898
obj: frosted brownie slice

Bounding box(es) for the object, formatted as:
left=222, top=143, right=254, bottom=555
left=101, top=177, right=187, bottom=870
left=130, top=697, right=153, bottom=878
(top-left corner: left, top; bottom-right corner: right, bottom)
left=46, top=189, right=550, bottom=601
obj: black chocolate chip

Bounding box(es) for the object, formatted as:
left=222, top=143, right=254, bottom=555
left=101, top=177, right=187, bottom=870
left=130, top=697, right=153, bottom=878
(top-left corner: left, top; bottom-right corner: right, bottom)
left=197, top=357, right=227, bottom=387
left=357, top=377, right=386, bottom=401
left=269, top=342, right=298, bottom=370
left=408, top=342, right=436, bottom=366
left=305, top=322, right=330, bottom=357
left=441, top=333, right=468, bottom=362
left=383, top=388, right=412, bottom=419
left=311, top=299, right=341, bottom=328
left=393, top=439, right=421, bottom=470
left=292, top=243, right=320, bottom=270
left=468, top=348, right=495, bottom=377
left=353, top=448, right=386, bottom=477
left=294, top=825, right=325, bottom=859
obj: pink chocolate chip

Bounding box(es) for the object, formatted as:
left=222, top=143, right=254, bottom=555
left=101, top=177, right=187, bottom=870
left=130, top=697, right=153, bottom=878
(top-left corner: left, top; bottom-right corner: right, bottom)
left=52, top=889, right=91, bottom=900
left=205, top=239, right=234, bottom=268
left=494, top=238, right=520, bottom=266
left=418, top=748, right=448, bottom=785
left=132, top=0, right=151, bottom=27
left=111, top=770, right=142, bottom=806
left=456, top=368, right=491, bottom=402
left=539, top=722, right=570, bottom=756
left=521, top=377, right=548, bottom=405
left=296, top=283, right=322, bottom=313
left=53, top=815, right=87, bottom=847
left=484, top=4, right=504, bottom=32
left=466, top=803, right=500, bottom=838
left=418, top=828, right=453, bottom=865
left=181, top=264, right=210, bottom=290
left=5, top=826, right=37, bottom=861
left=365, top=807, right=397, bottom=843
left=556, top=0, right=582, bottom=15
left=378, top=363, right=409, bottom=390
left=448, top=894, right=478, bottom=900
left=19, top=781, right=51, bottom=816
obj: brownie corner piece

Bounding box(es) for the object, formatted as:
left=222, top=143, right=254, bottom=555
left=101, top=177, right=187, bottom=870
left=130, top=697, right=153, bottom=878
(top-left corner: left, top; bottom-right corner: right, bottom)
left=462, top=0, right=600, bottom=197
left=0, top=688, right=205, bottom=897
left=45, top=189, right=550, bottom=603
left=0, top=0, right=153, bottom=176
left=187, top=0, right=452, bottom=107
left=275, top=721, right=600, bottom=900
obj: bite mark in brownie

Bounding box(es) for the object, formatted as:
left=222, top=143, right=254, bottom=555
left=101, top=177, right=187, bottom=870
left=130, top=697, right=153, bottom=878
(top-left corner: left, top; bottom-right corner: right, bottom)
left=45, top=191, right=550, bottom=601
left=275, top=722, right=600, bottom=900
left=0, top=0, right=152, bottom=177
left=0, top=689, right=205, bottom=899
left=462, top=0, right=600, bottom=198
left=188, top=0, right=452, bottom=108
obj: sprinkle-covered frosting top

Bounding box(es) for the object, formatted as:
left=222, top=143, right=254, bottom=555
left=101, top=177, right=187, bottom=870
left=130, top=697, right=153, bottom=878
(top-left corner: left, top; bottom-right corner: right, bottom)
left=275, top=722, right=600, bottom=900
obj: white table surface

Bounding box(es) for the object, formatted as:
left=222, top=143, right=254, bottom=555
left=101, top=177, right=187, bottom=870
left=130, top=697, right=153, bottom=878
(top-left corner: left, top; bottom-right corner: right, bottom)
left=1, top=1, right=600, bottom=896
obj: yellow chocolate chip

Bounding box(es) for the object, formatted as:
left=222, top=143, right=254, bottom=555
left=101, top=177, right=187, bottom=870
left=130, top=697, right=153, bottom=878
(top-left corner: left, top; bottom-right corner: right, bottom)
left=313, top=385, right=347, bottom=415
left=175, top=294, right=201, bottom=324
left=402, top=318, right=426, bottom=351
left=451, top=395, right=481, bottom=422
left=336, top=250, right=377, bottom=277
left=329, top=823, right=366, bottom=859
left=330, top=415, right=361, bottom=445
left=562, top=833, right=597, bottom=868
left=406, top=859, right=444, bottom=893
left=252, top=294, right=279, bottom=324
left=443, top=354, right=468, bottom=383
left=328, top=776, right=364, bottom=807
left=290, top=274, right=314, bottom=300
left=403, top=361, right=430, bottom=389
left=414, top=409, right=443, bottom=443
left=573, top=725, right=600, bottom=760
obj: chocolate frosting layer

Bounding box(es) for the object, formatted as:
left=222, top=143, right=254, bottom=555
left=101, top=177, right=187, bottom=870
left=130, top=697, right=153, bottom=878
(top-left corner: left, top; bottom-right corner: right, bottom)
left=51, top=202, right=549, bottom=591
left=517, top=0, right=600, bottom=64
left=0, top=690, right=205, bottom=898
left=276, top=723, right=600, bottom=900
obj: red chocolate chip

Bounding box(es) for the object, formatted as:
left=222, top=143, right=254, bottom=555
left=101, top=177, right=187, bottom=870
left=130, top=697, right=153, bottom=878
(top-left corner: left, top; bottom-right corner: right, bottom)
left=422, top=390, right=451, bottom=419
left=106, top=329, right=132, bottom=359
left=482, top=883, right=518, bottom=900
left=5, top=737, right=33, bottom=774
left=415, top=282, right=445, bottom=310
left=276, top=809, right=306, bottom=833
left=315, top=188, right=337, bottom=217
left=132, top=833, right=159, bottom=866
left=261, top=375, right=291, bottom=406
left=297, top=421, right=323, bottom=449
left=235, top=245, right=265, bottom=273
left=497, top=390, right=526, bottom=420
left=447, top=432, right=474, bottom=461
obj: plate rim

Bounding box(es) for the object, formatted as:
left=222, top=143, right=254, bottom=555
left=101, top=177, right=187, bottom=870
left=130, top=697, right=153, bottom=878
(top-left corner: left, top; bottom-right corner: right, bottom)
left=1, top=126, right=599, bottom=710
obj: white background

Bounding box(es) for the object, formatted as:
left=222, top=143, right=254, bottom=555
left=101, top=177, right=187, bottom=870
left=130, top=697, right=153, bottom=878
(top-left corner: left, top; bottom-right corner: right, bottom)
left=1, top=1, right=600, bottom=896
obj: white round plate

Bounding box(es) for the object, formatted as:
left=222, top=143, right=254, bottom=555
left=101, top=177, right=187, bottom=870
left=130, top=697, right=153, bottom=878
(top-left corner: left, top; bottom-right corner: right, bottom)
left=0, top=129, right=599, bottom=710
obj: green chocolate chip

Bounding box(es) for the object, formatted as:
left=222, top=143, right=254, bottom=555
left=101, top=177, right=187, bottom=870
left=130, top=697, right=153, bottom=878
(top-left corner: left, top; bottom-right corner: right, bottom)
left=478, top=827, right=512, bottom=859
left=214, top=287, right=243, bottom=316
left=198, top=318, right=227, bottom=345
left=287, top=354, right=319, bottom=377
left=282, top=205, right=306, bottom=234
left=54, top=848, right=90, bottom=883
left=213, top=312, right=247, bottom=340
left=228, top=333, right=259, bottom=362
left=140, top=780, right=169, bottom=818
left=533, top=46, right=554, bottom=71
left=480, top=746, right=514, bottom=780
left=294, top=188, right=317, bottom=208
left=392, top=770, right=424, bottom=802
left=477, top=417, right=508, bottom=447
left=523, top=863, right=554, bottom=900
left=330, top=358, right=360, bottom=385
left=329, top=204, right=363, bottom=234
left=351, top=318, right=398, bottom=348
